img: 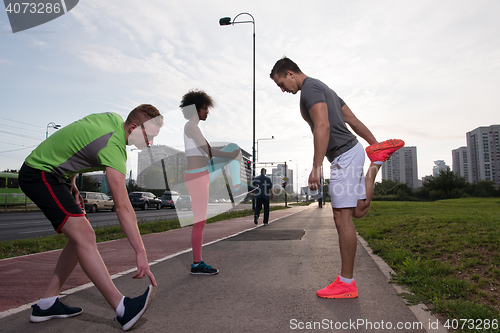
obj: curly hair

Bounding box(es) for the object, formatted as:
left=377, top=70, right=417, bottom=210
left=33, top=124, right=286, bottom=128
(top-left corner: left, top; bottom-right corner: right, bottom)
left=179, top=89, right=215, bottom=119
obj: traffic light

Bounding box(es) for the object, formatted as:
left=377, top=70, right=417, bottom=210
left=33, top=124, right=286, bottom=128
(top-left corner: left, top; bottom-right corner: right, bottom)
left=282, top=181, right=287, bottom=189
left=245, top=160, right=252, bottom=170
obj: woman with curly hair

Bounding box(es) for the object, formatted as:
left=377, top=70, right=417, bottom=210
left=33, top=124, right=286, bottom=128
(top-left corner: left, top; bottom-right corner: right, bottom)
left=181, top=89, right=244, bottom=275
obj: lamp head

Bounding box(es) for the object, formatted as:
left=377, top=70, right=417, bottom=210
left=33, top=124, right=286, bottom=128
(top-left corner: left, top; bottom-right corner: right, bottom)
left=219, top=17, right=231, bottom=26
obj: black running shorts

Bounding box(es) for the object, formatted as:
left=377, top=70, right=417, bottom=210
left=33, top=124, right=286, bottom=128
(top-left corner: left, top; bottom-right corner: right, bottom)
left=19, top=163, right=85, bottom=233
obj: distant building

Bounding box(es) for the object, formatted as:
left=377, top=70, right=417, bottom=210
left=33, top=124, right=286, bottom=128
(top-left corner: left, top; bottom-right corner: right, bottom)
left=421, top=175, right=432, bottom=185
left=465, top=125, right=500, bottom=188
left=381, top=146, right=419, bottom=188
left=433, top=160, right=448, bottom=177
left=137, top=145, right=186, bottom=189
left=452, top=146, right=468, bottom=182
left=137, top=143, right=252, bottom=190
left=271, top=163, right=294, bottom=192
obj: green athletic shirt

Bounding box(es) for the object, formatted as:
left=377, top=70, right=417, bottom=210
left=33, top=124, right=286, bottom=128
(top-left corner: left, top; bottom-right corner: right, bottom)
left=25, top=112, right=127, bottom=177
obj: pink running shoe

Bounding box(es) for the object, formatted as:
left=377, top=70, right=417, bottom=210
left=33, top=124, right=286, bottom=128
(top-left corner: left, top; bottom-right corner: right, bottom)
left=316, top=276, right=358, bottom=299
left=365, top=139, right=405, bottom=163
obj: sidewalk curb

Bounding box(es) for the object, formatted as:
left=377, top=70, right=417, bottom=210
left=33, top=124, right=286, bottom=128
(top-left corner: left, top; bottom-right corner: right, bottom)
left=357, top=235, right=448, bottom=333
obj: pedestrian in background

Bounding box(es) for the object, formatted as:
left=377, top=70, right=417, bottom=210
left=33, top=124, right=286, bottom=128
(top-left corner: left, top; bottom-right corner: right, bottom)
left=252, top=168, right=274, bottom=225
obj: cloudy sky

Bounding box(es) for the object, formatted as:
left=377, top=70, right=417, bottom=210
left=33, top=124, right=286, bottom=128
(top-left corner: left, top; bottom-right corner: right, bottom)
left=1, top=0, right=499, bottom=189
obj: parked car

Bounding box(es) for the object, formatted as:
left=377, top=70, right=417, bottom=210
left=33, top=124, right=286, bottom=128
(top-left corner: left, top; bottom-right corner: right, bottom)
left=160, top=190, right=179, bottom=209
left=129, top=192, right=162, bottom=210
left=175, top=195, right=192, bottom=210
left=80, top=191, right=115, bottom=213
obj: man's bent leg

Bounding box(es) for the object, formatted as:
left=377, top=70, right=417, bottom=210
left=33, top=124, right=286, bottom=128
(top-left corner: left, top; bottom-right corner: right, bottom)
left=353, top=163, right=381, bottom=218
left=255, top=198, right=263, bottom=218
left=332, top=207, right=357, bottom=279
left=41, top=239, right=79, bottom=299
left=60, top=216, right=123, bottom=310
left=355, top=139, right=405, bottom=218
left=263, top=199, right=270, bottom=224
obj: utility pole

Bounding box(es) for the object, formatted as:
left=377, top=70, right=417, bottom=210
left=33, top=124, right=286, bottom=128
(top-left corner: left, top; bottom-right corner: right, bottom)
left=284, top=161, right=287, bottom=207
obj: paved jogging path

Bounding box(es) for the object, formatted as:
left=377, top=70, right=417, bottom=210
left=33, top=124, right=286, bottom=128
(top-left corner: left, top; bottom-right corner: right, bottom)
left=0, top=204, right=446, bottom=332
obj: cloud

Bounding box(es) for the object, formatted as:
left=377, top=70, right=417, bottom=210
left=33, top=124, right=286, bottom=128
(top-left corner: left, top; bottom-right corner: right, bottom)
left=32, top=39, right=48, bottom=48
left=2, top=0, right=500, bottom=180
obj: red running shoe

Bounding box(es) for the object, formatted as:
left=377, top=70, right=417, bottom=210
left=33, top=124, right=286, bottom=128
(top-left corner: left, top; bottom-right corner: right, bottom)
left=365, top=139, right=405, bottom=163
left=316, top=276, right=358, bottom=299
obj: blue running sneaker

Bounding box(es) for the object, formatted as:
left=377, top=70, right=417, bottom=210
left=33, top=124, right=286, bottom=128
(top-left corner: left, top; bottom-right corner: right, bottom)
left=29, top=298, right=82, bottom=323
left=191, top=261, right=219, bottom=275
left=116, top=285, right=156, bottom=331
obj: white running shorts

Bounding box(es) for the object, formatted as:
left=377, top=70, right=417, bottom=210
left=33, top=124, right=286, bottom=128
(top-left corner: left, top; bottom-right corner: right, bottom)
left=329, top=142, right=367, bottom=208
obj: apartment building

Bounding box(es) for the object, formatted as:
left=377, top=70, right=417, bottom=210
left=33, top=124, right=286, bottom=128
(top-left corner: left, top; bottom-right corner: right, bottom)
left=137, top=143, right=252, bottom=190
left=452, top=146, right=468, bottom=182
left=465, top=125, right=500, bottom=188
left=381, top=146, right=419, bottom=188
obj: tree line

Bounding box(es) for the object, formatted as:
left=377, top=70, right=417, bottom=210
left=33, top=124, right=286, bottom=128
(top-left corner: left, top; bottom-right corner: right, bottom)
left=373, top=168, right=500, bottom=201
left=320, top=168, right=499, bottom=202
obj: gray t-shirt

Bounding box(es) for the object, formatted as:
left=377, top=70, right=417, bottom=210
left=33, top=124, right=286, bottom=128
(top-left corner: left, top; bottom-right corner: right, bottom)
left=300, top=77, right=358, bottom=162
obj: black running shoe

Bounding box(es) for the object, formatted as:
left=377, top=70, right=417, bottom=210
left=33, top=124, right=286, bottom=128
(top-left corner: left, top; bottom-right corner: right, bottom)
left=116, top=285, right=156, bottom=331
left=191, top=261, right=219, bottom=275
left=254, top=215, right=258, bottom=225
left=30, top=298, right=82, bottom=323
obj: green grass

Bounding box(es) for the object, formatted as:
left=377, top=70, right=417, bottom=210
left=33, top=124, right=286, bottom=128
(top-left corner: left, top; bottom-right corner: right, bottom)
left=355, top=198, right=500, bottom=333
left=0, top=206, right=289, bottom=260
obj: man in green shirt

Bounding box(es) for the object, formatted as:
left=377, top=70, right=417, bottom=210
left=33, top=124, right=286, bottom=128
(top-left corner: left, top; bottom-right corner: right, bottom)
left=19, top=104, right=163, bottom=331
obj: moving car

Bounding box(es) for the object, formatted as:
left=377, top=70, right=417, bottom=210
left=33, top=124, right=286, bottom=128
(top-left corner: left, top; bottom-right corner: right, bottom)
left=160, top=190, right=180, bottom=209
left=129, top=191, right=162, bottom=210
left=175, top=195, right=192, bottom=210
left=80, top=191, right=115, bottom=213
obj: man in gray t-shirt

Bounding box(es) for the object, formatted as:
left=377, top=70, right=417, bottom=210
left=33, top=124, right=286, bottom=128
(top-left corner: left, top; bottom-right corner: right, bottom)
left=270, top=57, right=404, bottom=300
left=300, top=77, right=358, bottom=162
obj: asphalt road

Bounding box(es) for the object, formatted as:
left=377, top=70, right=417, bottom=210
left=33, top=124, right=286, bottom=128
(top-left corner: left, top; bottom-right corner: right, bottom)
left=0, top=203, right=255, bottom=241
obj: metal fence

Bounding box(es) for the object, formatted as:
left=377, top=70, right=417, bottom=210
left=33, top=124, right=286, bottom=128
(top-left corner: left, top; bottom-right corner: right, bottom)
left=0, top=193, right=35, bottom=211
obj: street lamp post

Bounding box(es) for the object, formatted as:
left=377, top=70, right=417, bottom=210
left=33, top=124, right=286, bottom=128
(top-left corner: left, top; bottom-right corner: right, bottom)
left=46, top=122, right=61, bottom=139
left=219, top=12, right=256, bottom=207
left=256, top=136, right=274, bottom=162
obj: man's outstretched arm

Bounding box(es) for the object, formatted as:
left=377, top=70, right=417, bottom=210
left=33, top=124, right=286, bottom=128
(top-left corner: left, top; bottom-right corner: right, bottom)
left=342, top=104, right=378, bottom=145
left=308, top=102, right=330, bottom=190
left=106, top=166, right=157, bottom=286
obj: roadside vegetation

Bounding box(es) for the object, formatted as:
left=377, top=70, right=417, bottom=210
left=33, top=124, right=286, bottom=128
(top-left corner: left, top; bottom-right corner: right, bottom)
left=373, top=169, right=500, bottom=202
left=0, top=206, right=289, bottom=260
left=321, top=168, right=500, bottom=203
left=355, top=198, right=500, bottom=333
